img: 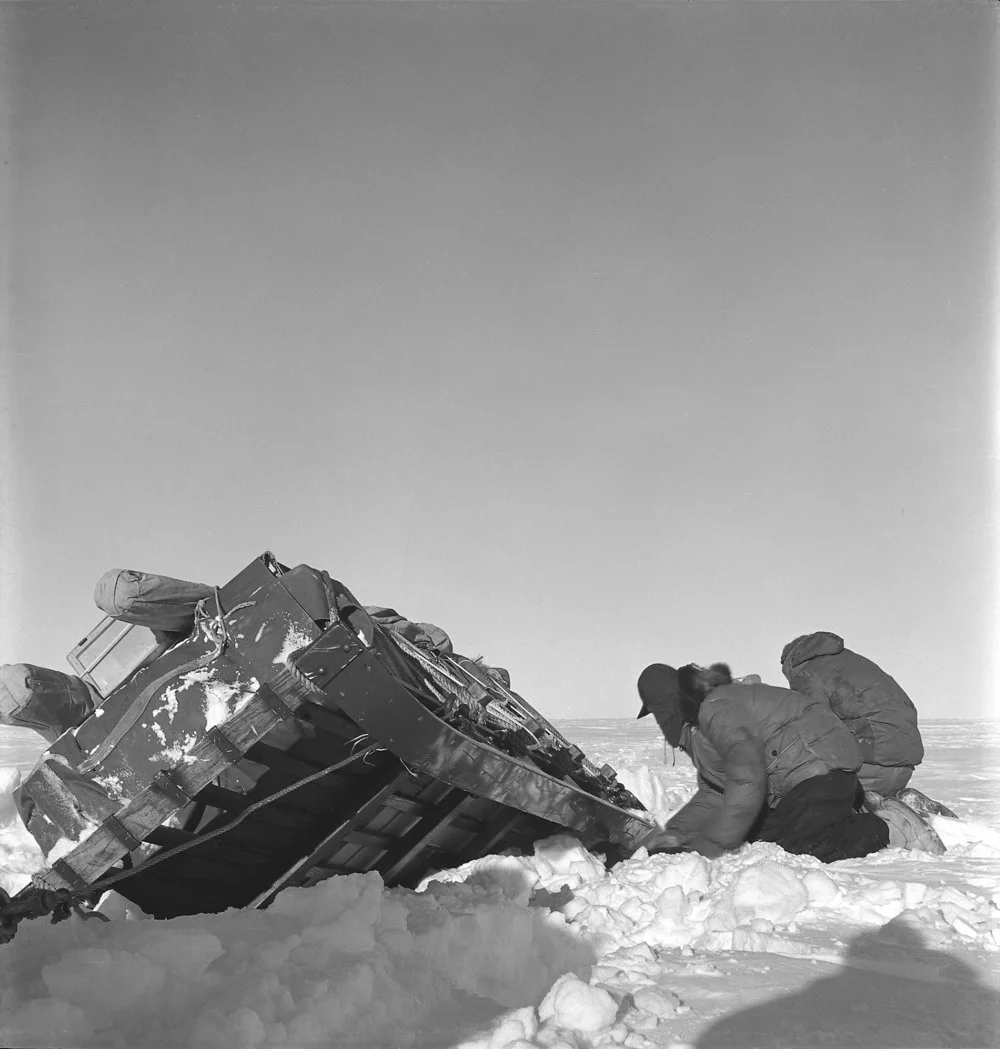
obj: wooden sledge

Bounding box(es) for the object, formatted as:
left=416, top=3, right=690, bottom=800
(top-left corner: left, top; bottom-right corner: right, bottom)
left=7, top=554, right=652, bottom=925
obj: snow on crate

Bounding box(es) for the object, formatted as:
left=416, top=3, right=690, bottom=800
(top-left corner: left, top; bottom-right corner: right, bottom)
left=91, top=770, right=128, bottom=804
left=272, top=624, right=315, bottom=667
left=159, top=666, right=259, bottom=732
left=44, top=816, right=101, bottom=865
left=143, top=667, right=259, bottom=765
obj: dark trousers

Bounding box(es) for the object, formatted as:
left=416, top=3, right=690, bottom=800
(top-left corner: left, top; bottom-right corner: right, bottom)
left=750, top=770, right=889, bottom=863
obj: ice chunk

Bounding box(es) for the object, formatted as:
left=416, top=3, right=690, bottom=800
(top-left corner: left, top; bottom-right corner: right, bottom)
left=631, top=985, right=684, bottom=1019
left=538, top=973, right=619, bottom=1032
left=730, top=861, right=809, bottom=924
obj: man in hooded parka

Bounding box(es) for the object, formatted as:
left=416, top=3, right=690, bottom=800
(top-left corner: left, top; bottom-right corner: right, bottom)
left=780, top=632, right=923, bottom=796
left=635, top=662, right=943, bottom=862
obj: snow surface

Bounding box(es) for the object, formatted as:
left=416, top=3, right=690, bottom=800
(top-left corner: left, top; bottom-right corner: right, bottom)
left=1, top=720, right=997, bottom=1048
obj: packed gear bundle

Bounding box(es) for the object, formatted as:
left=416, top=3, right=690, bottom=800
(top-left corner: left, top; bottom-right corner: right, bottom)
left=633, top=659, right=952, bottom=863
left=0, top=664, right=99, bottom=743
left=1, top=552, right=651, bottom=943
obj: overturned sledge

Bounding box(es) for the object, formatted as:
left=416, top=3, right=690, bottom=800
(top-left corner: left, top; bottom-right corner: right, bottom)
left=2, top=553, right=651, bottom=938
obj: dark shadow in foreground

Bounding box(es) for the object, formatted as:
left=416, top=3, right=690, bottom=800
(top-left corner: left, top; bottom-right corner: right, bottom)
left=695, top=915, right=999, bottom=1049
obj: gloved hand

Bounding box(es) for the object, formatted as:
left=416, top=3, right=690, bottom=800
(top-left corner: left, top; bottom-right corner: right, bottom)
left=635, top=827, right=728, bottom=859
left=681, top=833, right=726, bottom=859
left=635, top=827, right=687, bottom=855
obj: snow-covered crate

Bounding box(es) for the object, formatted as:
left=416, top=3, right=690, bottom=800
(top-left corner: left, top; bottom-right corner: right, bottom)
left=14, top=554, right=652, bottom=921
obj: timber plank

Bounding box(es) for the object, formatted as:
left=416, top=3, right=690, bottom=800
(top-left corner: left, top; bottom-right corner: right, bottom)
left=248, top=765, right=405, bottom=909
left=378, top=791, right=471, bottom=883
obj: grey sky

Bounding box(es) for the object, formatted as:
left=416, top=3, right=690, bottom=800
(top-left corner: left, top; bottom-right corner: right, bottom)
left=2, top=1, right=997, bottom=718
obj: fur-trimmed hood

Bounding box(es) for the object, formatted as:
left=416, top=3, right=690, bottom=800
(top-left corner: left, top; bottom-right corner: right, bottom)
left=677, top=662, right=733, bottom=703
left=780, top=632, right=844, bottom=673
left=780, top=633, right=923, bottom=770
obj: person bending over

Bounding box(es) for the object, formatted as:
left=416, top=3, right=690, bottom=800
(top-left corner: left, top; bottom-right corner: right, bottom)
left=780, top=631, right=956, bottom=818
left=635, top=662, right=944, bottom=861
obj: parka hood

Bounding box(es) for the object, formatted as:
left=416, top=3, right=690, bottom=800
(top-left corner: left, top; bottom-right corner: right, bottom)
left=781, top=631, right=845, bottom=671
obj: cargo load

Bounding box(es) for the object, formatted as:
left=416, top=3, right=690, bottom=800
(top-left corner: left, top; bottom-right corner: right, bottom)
left=1, top=553, right=650, bottom=941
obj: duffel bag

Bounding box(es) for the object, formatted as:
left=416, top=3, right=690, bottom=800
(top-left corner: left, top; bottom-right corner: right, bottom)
left=94, top=568, right=214, bottom=633
left=0, top=663, right=99, bottom=742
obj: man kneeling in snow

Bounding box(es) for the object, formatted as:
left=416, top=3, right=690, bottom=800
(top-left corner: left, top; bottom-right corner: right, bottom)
left=635, top=663, right=944, bottom=862
left=779, top=631, right=957, bottom=819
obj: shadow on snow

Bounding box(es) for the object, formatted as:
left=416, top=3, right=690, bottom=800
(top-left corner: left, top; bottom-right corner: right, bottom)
left=695, top=915, right=999, bottom=1049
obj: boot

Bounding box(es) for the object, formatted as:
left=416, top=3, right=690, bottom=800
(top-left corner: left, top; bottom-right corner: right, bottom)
left=894, top=787, right=959, bottom=821
left=865, top=793, right=946, bottom=855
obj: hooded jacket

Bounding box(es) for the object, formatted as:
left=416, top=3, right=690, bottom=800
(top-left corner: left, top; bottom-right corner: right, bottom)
left=666, top=679, right=863, bottom=851
left=780, top=632, right=923, bottom=770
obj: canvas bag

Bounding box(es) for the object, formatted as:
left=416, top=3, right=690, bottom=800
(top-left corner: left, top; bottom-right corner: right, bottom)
left=365, top=606, right=455, bottom=654
left=0, top=663, right=99, bottom=743
left=94, top=568, right=215, bottom=634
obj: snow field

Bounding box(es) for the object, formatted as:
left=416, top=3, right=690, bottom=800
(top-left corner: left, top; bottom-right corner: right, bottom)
left=1, top=738, right=998, bottom=1048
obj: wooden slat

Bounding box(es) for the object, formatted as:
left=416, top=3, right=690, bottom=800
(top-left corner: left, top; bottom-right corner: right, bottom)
left=21, top=761, right=119, bottom=843
left=248, top=765, right=406, bottom=909
left=381, top=795, right=435, bottom=816
left=449, top=809, right=527, bottom=870
left=343, top=827, right=395, bottom=849
left=378, top=791, right=471, bottom=884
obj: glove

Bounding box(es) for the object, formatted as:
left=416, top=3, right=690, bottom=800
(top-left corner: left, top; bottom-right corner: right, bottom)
left=635, top=826, right=730, bottom=859
left=636, top=827, right=686, bottom=855
left=682, top=833, right=726, bottom=859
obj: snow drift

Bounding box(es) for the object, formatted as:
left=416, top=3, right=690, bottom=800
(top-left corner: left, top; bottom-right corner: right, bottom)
left=1, top=723, right=997, bottom=1048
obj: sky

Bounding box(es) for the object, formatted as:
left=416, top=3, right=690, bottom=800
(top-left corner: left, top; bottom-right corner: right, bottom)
left=2, top=0, right=997, bottom=720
